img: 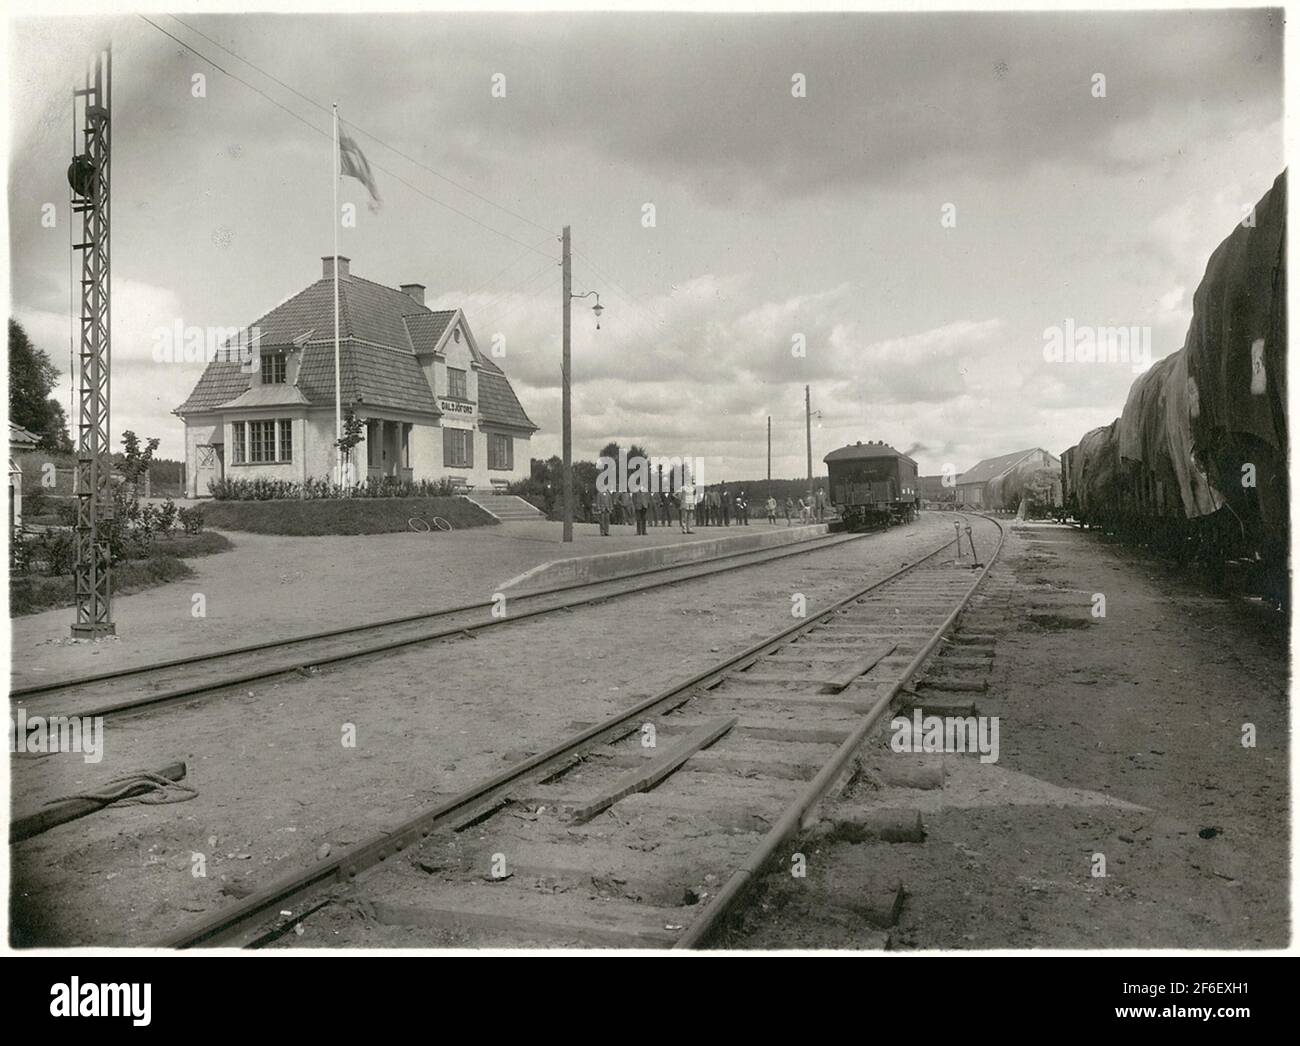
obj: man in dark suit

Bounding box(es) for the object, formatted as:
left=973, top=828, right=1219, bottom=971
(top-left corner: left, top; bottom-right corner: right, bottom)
left=633, top=488, right=649, bottom=535
left=596, top=487, right=612, bottom=536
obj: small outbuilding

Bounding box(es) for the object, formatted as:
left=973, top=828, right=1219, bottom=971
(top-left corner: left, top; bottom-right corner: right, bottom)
left=8, top=421, right=40, bottom=535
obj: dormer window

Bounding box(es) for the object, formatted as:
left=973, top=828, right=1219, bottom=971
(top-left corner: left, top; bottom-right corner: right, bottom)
left=261, top=353, right=287, bottom=385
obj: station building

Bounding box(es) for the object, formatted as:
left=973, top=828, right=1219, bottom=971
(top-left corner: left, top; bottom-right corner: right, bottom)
left=176, top=257, right=537, bottom=497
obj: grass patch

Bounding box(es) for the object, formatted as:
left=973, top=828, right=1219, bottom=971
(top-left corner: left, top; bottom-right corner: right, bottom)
left=9, top=532, right=234, bottom=617
left=151, top=530, right=233, bottom=557
left=199, top=496, right=495, bottom=535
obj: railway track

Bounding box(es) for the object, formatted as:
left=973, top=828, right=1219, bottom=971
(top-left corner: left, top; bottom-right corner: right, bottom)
left=157, top=513, right=1003, bottom=949
left=12, top=528, right=869, bottom=722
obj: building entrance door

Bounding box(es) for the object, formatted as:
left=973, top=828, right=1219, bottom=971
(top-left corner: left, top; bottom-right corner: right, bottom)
left=195, top=443, right=223, bottom=497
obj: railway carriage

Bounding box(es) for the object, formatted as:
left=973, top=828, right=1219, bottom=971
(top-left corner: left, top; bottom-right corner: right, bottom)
left=824, top=441, right=919, bottom=529
left=1058, top=170, right=1288, bottom=603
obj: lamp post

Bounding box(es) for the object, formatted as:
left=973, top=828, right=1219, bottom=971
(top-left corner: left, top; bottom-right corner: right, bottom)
left=805, top=386, right=823, bottom=509
left=560, top=224, right=603, bottom=543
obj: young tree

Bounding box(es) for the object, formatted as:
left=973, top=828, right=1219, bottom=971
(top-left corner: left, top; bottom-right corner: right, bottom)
left=335, top=408, right=365, bottom=484
left=8, top=319, right=72, bottom=452
left=118, top=430, right=160, bottom=488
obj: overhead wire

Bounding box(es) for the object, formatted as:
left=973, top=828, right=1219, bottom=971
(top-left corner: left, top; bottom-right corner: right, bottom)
left=168, top=14, right=555, bottom=240
left=137, top=15, right=553, bottom=261
left=137, top=15, right=680, bottom=370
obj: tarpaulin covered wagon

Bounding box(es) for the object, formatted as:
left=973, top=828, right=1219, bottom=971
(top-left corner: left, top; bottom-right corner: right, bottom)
left=1059, top=170, right=1287, bottom=602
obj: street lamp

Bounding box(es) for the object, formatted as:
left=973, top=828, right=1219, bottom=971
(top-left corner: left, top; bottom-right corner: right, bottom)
left=572, top=290, right=603, bottom=330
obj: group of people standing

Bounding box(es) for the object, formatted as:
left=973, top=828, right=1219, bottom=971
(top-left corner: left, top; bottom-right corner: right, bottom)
left=592, top=489, right=677, bottom=535
left=691, top=485, right=753, bottom=527
left=593, top=485, right=831, bottom=536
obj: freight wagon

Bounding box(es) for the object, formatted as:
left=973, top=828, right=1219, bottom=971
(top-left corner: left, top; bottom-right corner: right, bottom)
left=1060, top=170, right=1288, bottom=603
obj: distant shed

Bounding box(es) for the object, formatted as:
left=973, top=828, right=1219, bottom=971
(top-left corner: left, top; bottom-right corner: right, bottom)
left=8, top=422, right=40, bottom=534
left=955, top=447, right=1061, bottom=509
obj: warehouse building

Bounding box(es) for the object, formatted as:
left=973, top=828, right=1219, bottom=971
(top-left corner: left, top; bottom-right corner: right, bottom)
left=955, top=447, right=1061, bottom=509
left=176, top=257, right=537, bottom=497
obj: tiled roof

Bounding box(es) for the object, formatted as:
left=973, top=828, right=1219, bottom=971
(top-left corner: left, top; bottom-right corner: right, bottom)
left=219, top=385, right=310, bottom=409
left=238, top=274, right=428, bottom=349
left=177, top=359, right=250, bottom=413
left=404, top=311, right=456, bottom=353
left=956, top=448, right=1053, bottom=486
left=177, top=265, right=535, bottom=426
left=178, top=342, right=438, bottom=417
left=309, top=343, right=437, bottom=416
left=477, top=369, right=537, bottom=431
left=8, top=422, right=42, bottom=448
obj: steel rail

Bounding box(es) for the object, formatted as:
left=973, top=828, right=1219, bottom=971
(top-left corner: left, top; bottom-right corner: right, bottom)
left=12, top=528, right=862, bottom=704
left=674, top=513, right=1006, bottom=948
left=156, top=528, right=963, bottom=948
left=20, top=533, right=876, bottom=722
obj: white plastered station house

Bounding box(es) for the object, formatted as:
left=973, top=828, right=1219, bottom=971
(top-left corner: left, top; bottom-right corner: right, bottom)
left=176, top=257, right=538, bottom=497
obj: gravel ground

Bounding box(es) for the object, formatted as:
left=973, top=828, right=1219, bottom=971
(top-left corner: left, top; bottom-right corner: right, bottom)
left=8, top=519, right=825, bottom=689
left=9, top=513, right=958, bottom=946
left=727, top=521, right=1290, bottom=950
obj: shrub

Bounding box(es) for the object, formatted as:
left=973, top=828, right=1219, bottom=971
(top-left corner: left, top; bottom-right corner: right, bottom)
left=38, top=529, right=75, bottom=576
left=10, top=554, right=196, bottom=617
left=7, top=532, right=231, bottom=617
left=199, top=496, right=493, bottom=535
left=56, top=502, right=79, bottom=528
left=156, top=497, right=178, bottom=535
left=178, top=505, right=205, bottom=534
left=207, top=475, right=465, bottom=501
left=10, top=536, right=34, bottom=575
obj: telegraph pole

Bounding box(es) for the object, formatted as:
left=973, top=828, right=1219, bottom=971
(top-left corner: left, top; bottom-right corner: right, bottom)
left=70, top=48, right=114, bottom=637
left=767, top=415, right=771, bottom=500
left=805, top=385, right=813, bottom=508
left=561, top=226, right=573, bottom=543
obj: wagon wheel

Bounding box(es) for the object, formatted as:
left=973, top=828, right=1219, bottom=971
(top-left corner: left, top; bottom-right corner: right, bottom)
left=407, top=516, right=432, bottom=533
left=432, top=516, right=453, bottom=532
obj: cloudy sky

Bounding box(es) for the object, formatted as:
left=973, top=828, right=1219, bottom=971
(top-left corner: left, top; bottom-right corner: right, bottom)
left=7, top=8, right=1284, bottom=477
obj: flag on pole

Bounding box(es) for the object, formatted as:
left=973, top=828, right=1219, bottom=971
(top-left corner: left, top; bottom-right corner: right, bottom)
left=338, top=131, right=381, bottom=211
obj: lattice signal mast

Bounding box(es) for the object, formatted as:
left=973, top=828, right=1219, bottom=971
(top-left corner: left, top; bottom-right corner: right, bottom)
left=69, top=48, right=114, bottom=637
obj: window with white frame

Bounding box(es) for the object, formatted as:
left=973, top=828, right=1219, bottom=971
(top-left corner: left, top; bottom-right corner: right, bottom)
left=232, top=419, right=293, bottom=464
left=260, top=353, right=286, bottom=384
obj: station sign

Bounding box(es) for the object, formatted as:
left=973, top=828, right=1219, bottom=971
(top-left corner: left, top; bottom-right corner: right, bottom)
left=438, top=399, right=475, bottom=418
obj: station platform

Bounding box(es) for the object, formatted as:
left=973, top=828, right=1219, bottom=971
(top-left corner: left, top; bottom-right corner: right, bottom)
left=498, top=520, right=830, bottom=590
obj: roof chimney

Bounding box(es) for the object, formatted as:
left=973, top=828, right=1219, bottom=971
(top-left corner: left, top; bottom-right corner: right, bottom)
left=322, top=255, right=350, bottom=279
left=400, top=283, right=426, bottom=306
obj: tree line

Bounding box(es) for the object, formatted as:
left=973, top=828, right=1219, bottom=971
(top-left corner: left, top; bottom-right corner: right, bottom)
left=509, top=441, right=830, bottom=521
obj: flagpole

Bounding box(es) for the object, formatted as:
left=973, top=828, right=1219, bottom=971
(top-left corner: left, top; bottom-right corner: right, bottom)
left=332, top=103, right=342, bottom=487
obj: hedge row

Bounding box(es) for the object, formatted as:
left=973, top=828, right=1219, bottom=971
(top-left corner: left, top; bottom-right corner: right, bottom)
left=208, top=476, right=464, bottom=500
left=199, top=496, right=494, bottom=535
